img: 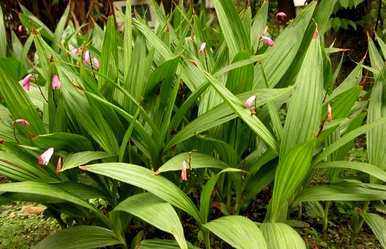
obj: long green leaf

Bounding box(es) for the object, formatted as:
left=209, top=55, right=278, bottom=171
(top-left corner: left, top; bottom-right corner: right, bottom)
left=114, top=193, right=187, bottom=249
left=0, top=182, right=110, bottom=226
left=33, top=226, right=122, bottom=249
left=363, top=213, right=386, bottom=248
left=140, top=240, right=199, bottom=249
left=0, top=5, right=6, bottom=57
left=62, top=151, right=113, bottom=171
left=82, top=163, right=201, bottom=222
left=317, top=161, right=386, bottom=182
left=203, top=216, right=267, bottom=249
left=315, top=117, right=386, bottom=163
left=212, top=0, right=249, bottom=58
left=254, top=2, right=316, bottom=88
left=196, top=65, right=278, bottom=152
left=157, top=152, right=228, bottom=173
left=269, top=140, right=316, bottom=222
left=280, top=31, right=323, bottom=154
left=295, top=181, right=386, bottom=203
left=260, top=223, right=306, bottom=249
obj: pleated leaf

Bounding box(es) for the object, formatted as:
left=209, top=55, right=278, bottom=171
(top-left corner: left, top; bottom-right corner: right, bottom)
left=280, top=31, right=323, bottom=155
left=0, top=5, right=6, bottom=57
left=317, top=161, right=386, bottom=182
left=260, top=223, right=306, bottom=249
left=197, top=66, right=278, bottom=152
left=295, top=181, right=386, bottom=203
left=167, top=87, right=291, bottom=149
left=363, top=213, right=386, bottom=248
left=81, top=163, right=201, bottom=222
left=157, top=152, right=228, bottom=173
left=251, top=1, right=268, bottom=52
left=140, top=240, right=199, bottom=249
left=0, top=182, right=110, bottom=225
left=62, top=151, right=113, bottom=171
left=33, top=226, right=122, bottom=249
left=269, top=140, right=316, bottom=222
left=253, top=2, right=316, bottom=88
left=203, top=216, right=267, bottom=249
left=367, top=76, right=386, bottom=172
left=32, top=132, right=94, bottom=152
left=114, top=193, right=187, bottom=249
left=212, top=0, right=250, bottom=58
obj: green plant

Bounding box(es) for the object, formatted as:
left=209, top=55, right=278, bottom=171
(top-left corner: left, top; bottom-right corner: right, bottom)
left=0, top=0, right=384, bottom=248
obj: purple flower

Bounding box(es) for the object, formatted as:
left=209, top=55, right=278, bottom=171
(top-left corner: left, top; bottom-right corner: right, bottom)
left=244, top=95, right=256, bottom=108
left=261, top=36, right=274, bottom=47
left=51, top=75, right=61, bottom=90
left=15, top=118, right=30, bottom=126
left=37, top=147, right=54, bottom=166
left=21, top=74, right=33, bottom=91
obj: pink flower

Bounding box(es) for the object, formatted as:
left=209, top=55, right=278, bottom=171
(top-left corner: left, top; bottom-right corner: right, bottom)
left=261, top=36, right=274, bottom=47
left=21, top=74, right=33, bottom=91
left=83, top=50, right=91, bottom=65
left=198, top=42, right=207, bottom=54
left=37, top=147, right=54, bottom=166
left=91, top=57, right=100, bottom=69
left=70, top=46, right=80, bottom=57
left=83, top=50, right=100, bottom=69
left=244, top=95, right=256, bottom=108
left=15, top=118, right=30, bottom=126
left=276, top=12, right=288, bottom=24
left=51, top=75, right=61, bottom=90
left=180, top=160, right=189, bottom=181
left=276, top=12, right=287, bottom=18
left=17, top=25, right=23, bottom=33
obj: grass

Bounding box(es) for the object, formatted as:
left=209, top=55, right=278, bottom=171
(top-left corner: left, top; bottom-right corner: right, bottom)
left=0, top=202, right=60, bottom=249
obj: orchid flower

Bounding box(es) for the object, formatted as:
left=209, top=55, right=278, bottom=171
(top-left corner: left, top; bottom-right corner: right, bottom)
left=261, top=36, right=274, bottom=47
left=244, top=95, right=256, bottom=108
left=37, top=148, right=54, bottom=166
left=15, top=119, right=30, bottom=126
left=21, top=74, right=33, bottom=91
left=51, top=75, right=61, bottom=90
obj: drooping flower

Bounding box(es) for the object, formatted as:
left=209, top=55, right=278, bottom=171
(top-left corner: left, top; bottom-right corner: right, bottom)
left=180, top=160, right=189, bottom=181
left=244, top=95, right=256, bottom=108
left=21, top=74, right=33, bottom=91
left=91, top=57, right=100, bottom=69
left=84, top=50, right=91, bottom=65
left=83, top=50, right=100, bottom=69
left=198, top=42, right=207, bottom=54
left=276, top=11, right=288, bottom=23
left=69, top=45, right=80, bottom=57
left=327, top=104, right=333, bottom=121
left=56, top=157, right=62, bottom=176
left=37, top=147, right=54, bottom=166
left=51, top=75, right=61, bottom=90
left=261, top=35, right=274, bottom=47
left=276, top=11, right=287, bottom=18
left=15, top=118, right=30, bottom=126
left=17, top=25, right=23, bottom=33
